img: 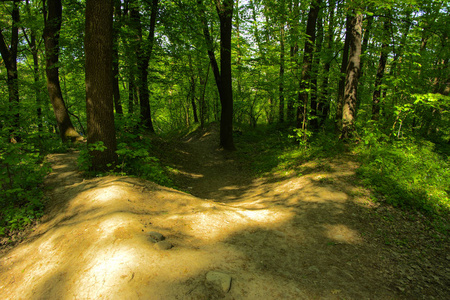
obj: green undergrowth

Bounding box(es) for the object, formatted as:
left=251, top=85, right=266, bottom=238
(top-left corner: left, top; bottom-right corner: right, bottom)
left=77, top=116, right=174, bottom=188
left=0, top=131, right=60, bottom=238
left=235, top=123, right=346, bottom=177
left=356, top=133, right=450, bottom=219
left=235, top=123, right=449, bottom=228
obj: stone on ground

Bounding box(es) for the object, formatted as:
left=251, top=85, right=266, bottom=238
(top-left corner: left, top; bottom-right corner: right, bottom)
left=205, top=271, right=232, bottom=294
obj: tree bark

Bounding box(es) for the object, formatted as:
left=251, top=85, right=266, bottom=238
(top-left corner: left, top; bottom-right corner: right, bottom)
left=296, top=0, right=321, bottom=130
left=335, top=14, right=351, bottom=132
left=85, top=0, right=117, bottom=171
left=310, top=5, right=324, bottom=130
left=287, top=0, right=300, bottom=122
left=215, top=0, right=235, bottom=150
left=278, top=0, right=286, bottom=123
left=318, top=0, right=336, bottom=127
left=43, top=0, right=81, bottom=142
left=23, top=0, right=43, bottom=133
left=131, top=0, right=158, bottom=132
left=341, top=12, right=362, bottom=140
left=112, top=0, right=124, bottom=115
left=0, top=0, right=20, bottom=141
left=372, top=15, right=390, bottom=121
left=199, top=0, right=235, bottom=150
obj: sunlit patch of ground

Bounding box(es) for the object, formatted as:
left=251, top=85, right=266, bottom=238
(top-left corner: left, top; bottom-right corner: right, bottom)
left=1, top=132, right=448, bottom=299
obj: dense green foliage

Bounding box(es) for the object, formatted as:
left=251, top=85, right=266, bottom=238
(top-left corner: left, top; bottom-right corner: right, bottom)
left=0, top=133, right=57, bottom=236
left=77, top=115, right=173, bottom=187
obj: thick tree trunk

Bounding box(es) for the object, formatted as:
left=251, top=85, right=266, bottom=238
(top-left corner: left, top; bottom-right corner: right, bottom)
left=43, top=0, right=81, bottom=142
left=85, top=0, right=117, bottom=171
left=341, top=12, right=363, bottom=140
left=216, top=0, right=235, bottom=150
left=296, top=0, right=321, bottom=130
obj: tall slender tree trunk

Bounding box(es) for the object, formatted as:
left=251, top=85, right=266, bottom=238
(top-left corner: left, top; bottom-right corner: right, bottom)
left=199, top=0, right=235, bottom=150
left=296, top=0, right=321, bottom=130
left=43, top=0, right=81, bottom=142
left=335, top=15, right=351, bottom=132
left=278, top=0, right=286, bottom=123
left=85, top=0, right=117, bottom=171
left=310, top=6, right=324, bottom=130
left=341, top=12, right=363, bottom=139
left=319, top=0, right=336, bottom=126
left=23, top=0, right=43, bottom=133
left=0, top=0, right=20, bottom=141
left=188, top=54, right=199, bottom=123
left=131, top=0, right=158, bottom=132
left=372, top=15, right=390, bottom=121
left=112, top=0, right=123, bottom=115
left=287, top=0, right=300, bottom=122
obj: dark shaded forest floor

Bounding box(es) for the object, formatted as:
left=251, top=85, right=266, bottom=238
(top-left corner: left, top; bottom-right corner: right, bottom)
left=1, top=124, right=449, bottom=299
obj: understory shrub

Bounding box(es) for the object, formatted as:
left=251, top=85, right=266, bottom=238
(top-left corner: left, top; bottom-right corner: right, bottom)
left=0, top=139, right=51, bottom=235
left=356, top=136, right=450, bottom=216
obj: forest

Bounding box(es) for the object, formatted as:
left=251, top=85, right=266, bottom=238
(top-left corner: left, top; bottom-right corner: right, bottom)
left=0, top=0, right=449, bottom=266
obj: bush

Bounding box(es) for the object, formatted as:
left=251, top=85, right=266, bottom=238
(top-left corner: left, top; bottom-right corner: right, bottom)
left=0, top=140, right=51, bottom=235
left=356, top=136, right=450, bottom=216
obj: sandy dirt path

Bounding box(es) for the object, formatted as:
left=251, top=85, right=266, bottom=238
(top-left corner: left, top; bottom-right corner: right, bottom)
left=0, top=126, right=448, bottom=299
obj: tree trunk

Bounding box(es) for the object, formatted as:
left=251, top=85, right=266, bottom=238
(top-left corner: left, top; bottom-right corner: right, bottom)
left=287, top=0, right=300, bottom=122
left=341, top=12, right=362, bottom=140
left=131, top=0, right=158, bottom=132
left=318, top=0, right=336, bottom=127
left=199, top=0, right=235, bottom=150
left=43, top=0, right=81, bottom=142
left=85, top=0, right=117, bottom=171
left=279, top=0, right=286, bottom=123
left=112, top=0, right=124, bottom=115
left=310, top=6, right=324, bottom=130
left=372, top=15, right=390, bottom=121
left=216, top=0, right=235, bottom=150
left=188, top=54, right=199, bottom=123
left=296, top=0, right=321, bottom=130
left=335, top=14, right=351, bottom=132
left=0, top=0, right=20, bottom=141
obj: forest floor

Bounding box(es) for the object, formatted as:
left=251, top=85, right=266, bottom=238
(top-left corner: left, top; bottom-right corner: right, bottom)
left=1, top=124, right=449, bottom=299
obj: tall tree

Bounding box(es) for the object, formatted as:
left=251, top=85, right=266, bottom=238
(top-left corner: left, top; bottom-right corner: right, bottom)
left=341, top=11, right=363, bottom=139
left=318, top=0, right=336, bottom=126
left=287, top=0, right=300, bottom=122
left=278, top=0, right=286, bottom=123
left=43, top=0, right=81, bottom=142
left=335, top=14, right=351, bottom=131
left=216, top=0, right=235, bottom=150
left=85, top=0, right=117, bottom=171
left=0, top=0, right=20, bottom=141
left=112, top=0, right=124, bottom=115
left=199, top=0, right=235, bottom=150
left=131, top=0, right=158, bottom=132
left=372, top=14, right=390, bottom=121
left=296, top=0, right=321, bottom=130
